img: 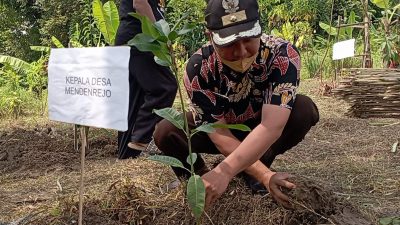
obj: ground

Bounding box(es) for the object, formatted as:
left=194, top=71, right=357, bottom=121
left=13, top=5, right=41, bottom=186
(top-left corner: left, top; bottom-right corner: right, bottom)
left=0, top=79, right=399, bottom=225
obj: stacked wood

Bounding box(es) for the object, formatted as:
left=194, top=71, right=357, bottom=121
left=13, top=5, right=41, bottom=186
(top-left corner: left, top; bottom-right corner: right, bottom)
left=333, top=68, right=400, bottom=118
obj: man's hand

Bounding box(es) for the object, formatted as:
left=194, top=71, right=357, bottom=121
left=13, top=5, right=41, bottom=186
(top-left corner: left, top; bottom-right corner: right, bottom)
left=263, top=171, right=296, bottom=208
left=132, top=0, right=156, bottom=22
left=201, top=168, right=232, bottom=208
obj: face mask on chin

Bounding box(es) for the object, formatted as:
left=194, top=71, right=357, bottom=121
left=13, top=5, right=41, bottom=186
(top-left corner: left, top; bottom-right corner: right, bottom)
left=220, top=54, right=258, bottom=73
left=212, top=41, right=258, bottom=73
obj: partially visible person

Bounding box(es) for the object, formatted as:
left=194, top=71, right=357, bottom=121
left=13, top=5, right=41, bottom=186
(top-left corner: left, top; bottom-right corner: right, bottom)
left=154, top=0, right=319, bottom=208
left=115, top=0, right=177, bottom=159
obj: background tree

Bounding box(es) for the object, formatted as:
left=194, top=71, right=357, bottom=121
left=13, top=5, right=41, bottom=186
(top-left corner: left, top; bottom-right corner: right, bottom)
left=35, top=0, right=83, bottom=47
left=0, top=0, right=41, bottom=61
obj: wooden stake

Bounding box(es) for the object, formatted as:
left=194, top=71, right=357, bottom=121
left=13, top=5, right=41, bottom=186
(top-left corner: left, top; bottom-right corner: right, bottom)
left=74, top=124, right=78, bottom=151
left=334, top=16, right=342, bottom=82
left=78, top=126, right=87, bottom=225
left=362, top=0, right=372, bottom=68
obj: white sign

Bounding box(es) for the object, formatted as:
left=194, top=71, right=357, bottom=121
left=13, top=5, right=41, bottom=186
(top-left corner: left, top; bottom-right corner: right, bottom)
left=333, top=39, right=355, bottom=60
left=48, top=47, right=130, bottom=131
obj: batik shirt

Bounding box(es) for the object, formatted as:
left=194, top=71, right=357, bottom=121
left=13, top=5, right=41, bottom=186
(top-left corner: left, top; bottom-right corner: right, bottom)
left=184, top=34, right=301, bottom=127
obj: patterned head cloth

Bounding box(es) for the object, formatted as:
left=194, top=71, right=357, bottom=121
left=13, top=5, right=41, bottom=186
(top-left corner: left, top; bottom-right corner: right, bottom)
left=205, top=0, right=262, bottom=47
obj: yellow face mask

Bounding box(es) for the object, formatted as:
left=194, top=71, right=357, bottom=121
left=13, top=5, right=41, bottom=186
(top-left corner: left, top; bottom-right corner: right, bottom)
left=220, top=53, right=258, bottom=73
left=211, top=40, right=258, bottom=73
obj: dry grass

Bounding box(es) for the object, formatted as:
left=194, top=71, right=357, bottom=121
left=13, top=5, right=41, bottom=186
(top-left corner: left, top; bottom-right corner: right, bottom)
left=0, top=79, right=399, bottom=224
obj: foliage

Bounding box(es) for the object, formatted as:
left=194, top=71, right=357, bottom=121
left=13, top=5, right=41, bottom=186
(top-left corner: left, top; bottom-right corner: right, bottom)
left=0, top=55, right=33, bottom=74
left=0, top=0, right=398, bottom=118
left=371, top=0, right=391, bottom=9
left=379, top=216, right=400, bottom=225
left=92, top=0, right=119, bottom=45
left=0, top=1, right=41, bottom=62
left=319, top=10, right=359, bottom=40
left=303, top=50, right=322, bottom=79
left=0, top=64, right=42, bottom=118
left=128, top=13, right=205, bottom=220
left=0, top=52, right=48, bottom=118
left=36, top=0, right=83, bottom=47
left=370, top=1, right=400, bottom=67
left=271, top=21, right=312, bottom=48
left=259, top=0, right=331, bottom=48
left=165, top=0, right=207, bottom=56
left=77, top=0, right=101, bottom=47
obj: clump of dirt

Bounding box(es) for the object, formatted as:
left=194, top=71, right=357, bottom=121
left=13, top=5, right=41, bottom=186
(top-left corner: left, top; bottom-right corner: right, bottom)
left=282, top=176, right=373, bottom=225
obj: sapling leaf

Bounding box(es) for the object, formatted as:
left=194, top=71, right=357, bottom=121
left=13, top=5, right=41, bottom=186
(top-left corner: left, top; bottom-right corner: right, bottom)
left=153, top=108, right=185, bottom=131
left=154, top=19, right=171, bottom=36
left=379, top=217, right=394, bottom=225
left=186, top=153, right=198, bottom=165
left=148, top=155, right=189, bottom=171
left=152, top=43, right=172, bottom=65
left=212, top=123, right=251, bottom=131
left=128, top=33, right=161, bottom=52
left=187, top=175, right=205, bottom=220
left=192, top=123, right=251, bottom=136
left=129, top=12, right=161, bottom=39
left=193, top=123, right=215, bottom=134
left=154, top=56, right=171, bottom=67
left=168, top=31, right=179, bottom=41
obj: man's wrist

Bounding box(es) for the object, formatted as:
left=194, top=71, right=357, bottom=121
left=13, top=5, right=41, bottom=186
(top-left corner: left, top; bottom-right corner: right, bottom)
left=214, top=162, right=235, bottom=180
left=262, top=170, right=275, bottom=185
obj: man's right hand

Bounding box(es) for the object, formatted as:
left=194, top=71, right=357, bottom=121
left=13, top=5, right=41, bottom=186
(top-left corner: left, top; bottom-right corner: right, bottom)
left=201, top=166, right=232, bottom=208
left=263, top=171, right=296, bottom=208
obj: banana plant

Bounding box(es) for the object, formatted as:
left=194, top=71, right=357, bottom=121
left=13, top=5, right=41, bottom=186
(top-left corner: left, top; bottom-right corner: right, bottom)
left=92, top=0, right=119, bottom=45
left=319, top=10, right=358, bottom=39
left=271, top=21, right=311, bottom=48
left=128, top=13, right=250, bottom=223
left=371, top=0, right=400, bottom=67
left=0, top=55, right=33, bottom=74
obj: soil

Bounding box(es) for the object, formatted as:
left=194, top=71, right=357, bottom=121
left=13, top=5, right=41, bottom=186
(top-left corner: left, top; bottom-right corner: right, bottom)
left=0, top=79, right=399, bottom=225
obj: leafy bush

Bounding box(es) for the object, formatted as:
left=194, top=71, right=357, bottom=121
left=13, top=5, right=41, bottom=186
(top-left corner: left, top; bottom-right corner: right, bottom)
left=303, top=51, right=322, bottom=79
left=166, top=0, right=207, bottom=56
left=0, top=66, right=42, bottom=118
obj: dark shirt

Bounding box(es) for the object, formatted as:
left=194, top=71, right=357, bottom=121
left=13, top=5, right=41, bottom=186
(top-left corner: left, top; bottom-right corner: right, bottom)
left=184, top=35, right=301, bottom=128
left=115, top=0, right=165, bottom=45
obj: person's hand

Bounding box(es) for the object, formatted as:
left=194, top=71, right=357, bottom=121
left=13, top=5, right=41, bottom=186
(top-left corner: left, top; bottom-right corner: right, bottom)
left=201, top=168, right=232, bottom=208
left=262, top=171, right=296, bottom=208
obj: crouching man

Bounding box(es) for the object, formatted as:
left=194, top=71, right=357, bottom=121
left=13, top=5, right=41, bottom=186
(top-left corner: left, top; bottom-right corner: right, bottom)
left=154, top=0, right=319, bottom=208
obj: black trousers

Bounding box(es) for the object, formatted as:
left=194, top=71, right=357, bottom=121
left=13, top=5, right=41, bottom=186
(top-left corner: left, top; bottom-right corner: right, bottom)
left=153, top=95, right=319, bottom=178
left=117, top=49, right=177, bottom=159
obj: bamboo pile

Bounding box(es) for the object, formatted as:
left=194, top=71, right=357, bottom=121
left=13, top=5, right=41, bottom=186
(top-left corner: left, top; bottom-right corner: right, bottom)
left=333, top=68, right=400, bottom=118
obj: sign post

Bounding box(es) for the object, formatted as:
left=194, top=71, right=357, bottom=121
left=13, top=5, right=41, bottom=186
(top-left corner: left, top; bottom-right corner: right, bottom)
left=48, top=46, right=130, bottom=225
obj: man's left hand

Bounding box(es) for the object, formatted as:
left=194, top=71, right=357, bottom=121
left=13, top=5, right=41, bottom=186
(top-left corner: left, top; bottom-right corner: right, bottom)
left=262, top=171, right=296, bottom=208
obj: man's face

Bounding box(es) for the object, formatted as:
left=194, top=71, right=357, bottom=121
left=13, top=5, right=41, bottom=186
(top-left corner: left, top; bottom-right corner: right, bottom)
left=213, top=37, right=260, bottom=61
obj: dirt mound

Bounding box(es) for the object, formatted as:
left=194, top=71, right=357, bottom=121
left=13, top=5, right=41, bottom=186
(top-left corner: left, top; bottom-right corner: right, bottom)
left=30, top=176, right=373, bottom=225
left=0, top=127, right=116, bottom=174
left=283, top=177, right=372, bottom=225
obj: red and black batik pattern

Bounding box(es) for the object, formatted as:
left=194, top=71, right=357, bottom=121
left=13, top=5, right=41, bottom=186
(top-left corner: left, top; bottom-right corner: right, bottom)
left=184, top=35, right=300, bottom=126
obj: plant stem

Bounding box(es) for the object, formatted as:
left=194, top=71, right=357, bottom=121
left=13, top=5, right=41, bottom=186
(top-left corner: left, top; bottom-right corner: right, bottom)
left=169, top=45, right=195, bottom=175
